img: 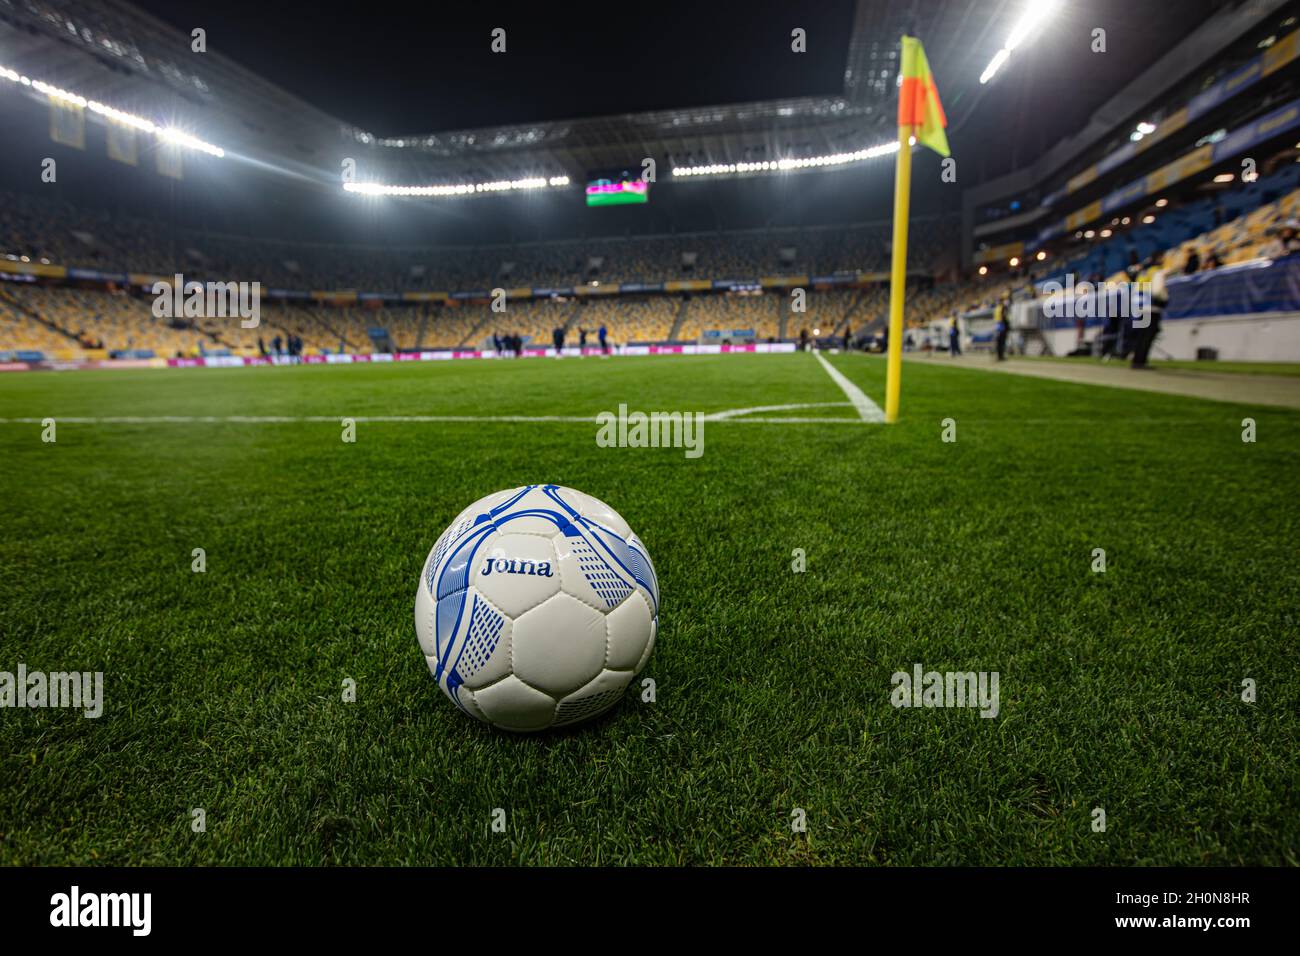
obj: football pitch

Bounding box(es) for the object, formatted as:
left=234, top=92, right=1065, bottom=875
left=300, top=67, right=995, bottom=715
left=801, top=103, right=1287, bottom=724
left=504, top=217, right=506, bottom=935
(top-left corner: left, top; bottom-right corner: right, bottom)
left=1, top=352, right=1296, bottom=865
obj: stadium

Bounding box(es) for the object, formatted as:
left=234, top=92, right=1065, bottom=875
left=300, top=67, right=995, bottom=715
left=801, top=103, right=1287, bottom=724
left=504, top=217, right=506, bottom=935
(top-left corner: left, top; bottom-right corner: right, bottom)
left=1, top=0, right=1298, bottom=891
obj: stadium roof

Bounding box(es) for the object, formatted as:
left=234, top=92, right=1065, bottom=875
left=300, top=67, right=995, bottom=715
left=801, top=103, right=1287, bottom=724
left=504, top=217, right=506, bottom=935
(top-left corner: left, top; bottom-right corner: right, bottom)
left=0, top=0, right=353, bottom=153
left=0, top=0, right=1244, bottom=190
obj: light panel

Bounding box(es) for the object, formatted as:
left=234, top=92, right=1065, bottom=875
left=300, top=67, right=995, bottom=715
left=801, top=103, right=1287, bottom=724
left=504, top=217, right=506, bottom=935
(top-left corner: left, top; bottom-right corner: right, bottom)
left=0, top=62, right=225, bottom=157
left=344, top=176, right=570, bottom=197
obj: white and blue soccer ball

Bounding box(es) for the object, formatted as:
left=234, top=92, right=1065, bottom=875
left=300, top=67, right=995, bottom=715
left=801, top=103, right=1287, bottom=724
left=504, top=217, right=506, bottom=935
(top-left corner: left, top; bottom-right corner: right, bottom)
left=415, top=485, right=659, bottom=731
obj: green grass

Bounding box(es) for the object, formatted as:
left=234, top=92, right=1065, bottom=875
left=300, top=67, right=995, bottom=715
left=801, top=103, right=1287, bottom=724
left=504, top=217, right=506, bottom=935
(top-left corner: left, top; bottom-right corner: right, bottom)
left=1022, top=355, right=1300, bottom=377
left=1, top=353, right=1296, bottom=865
left=1149, top=360, right=1300, bottom=377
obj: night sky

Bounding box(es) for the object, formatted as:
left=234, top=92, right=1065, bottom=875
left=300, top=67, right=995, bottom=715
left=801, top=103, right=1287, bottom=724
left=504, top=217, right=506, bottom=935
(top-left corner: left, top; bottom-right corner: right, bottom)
left=134, top=0, right=857, bottom=135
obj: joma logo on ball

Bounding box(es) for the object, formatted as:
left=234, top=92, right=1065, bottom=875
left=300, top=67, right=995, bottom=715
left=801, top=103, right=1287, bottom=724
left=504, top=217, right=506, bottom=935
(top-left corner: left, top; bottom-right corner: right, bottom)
left=480, top=557, right=554, bottom=577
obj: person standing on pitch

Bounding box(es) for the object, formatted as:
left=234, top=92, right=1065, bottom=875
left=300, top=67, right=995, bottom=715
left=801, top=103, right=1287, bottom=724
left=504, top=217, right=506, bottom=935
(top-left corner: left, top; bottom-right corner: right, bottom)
left=598, top=323, right=608, bottom=354
left=948, top=317, right=961, bottom=357
left=1130, top=253, right=1168, bottom=370
left=994, top=301, right=1009, bottom=361
left=1099, top=310, right=1120, bottom=360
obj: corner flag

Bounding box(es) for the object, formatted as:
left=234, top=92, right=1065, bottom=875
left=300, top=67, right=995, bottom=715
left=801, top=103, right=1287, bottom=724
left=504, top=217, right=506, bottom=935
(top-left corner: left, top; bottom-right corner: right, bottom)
left=884, top=36, right=950, bottom=424
left=898, top=37, right=950, bottom=158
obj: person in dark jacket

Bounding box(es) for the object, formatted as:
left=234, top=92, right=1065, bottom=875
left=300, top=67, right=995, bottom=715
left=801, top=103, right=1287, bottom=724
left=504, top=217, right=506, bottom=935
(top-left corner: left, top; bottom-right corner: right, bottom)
left=1130, top=253, right=1167, bottom=370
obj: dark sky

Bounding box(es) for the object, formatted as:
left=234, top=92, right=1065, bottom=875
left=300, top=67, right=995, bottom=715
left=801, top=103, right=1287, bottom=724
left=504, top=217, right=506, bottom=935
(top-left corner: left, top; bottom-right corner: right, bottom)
left=133, top=0, right=857, bottom=135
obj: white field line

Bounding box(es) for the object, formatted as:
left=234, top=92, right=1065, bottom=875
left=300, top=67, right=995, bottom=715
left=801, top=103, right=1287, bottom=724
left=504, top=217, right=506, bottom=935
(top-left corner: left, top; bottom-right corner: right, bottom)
left=702, top=402, right=850, bottom=420
left=0, top=408, right=866, bottom=426
left=813, top=352, right=885, bottom=422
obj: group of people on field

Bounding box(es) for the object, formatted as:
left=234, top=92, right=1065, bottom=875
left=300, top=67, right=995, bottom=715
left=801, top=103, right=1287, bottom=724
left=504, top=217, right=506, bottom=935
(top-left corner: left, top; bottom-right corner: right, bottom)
left=948, top=252, right=1169, bottom=369
left=493, top=324, right=610, bottom=356
left=257, top=334, right=305, bottom=362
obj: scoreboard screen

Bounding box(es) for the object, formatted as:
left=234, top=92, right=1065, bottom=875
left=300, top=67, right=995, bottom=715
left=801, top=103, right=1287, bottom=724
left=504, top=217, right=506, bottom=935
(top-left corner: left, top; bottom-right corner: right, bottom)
left=585, top=167, right=649, bottom=206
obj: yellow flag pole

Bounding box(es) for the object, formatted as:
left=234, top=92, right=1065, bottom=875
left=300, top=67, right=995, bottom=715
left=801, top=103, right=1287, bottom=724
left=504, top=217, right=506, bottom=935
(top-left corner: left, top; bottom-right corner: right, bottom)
left=883, top=119, right=912, bottom=424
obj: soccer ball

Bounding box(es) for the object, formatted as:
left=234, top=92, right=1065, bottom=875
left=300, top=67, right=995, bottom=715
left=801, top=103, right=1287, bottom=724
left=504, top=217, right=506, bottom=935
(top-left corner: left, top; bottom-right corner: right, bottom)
left=415, top=484, right=659, bottom=731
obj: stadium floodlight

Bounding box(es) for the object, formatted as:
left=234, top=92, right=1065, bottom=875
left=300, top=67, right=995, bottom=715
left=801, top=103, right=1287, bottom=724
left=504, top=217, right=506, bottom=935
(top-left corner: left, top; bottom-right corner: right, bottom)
left=0, top=62, right=225, bottom=157
left=344, top=176, right=569, bottom=197
left=159, top=127, right=225, bottom=158
left=979, top=50, right=1010, bottom=85
left=30, top=79, right=86, bottom=107
left=1130, top=120, right=1157, bottom=142
left=87, top=101, right=156, bottom=132
left=672, top=141, right=899, bottom=179
left=980, top=0, right=1063, bottom=84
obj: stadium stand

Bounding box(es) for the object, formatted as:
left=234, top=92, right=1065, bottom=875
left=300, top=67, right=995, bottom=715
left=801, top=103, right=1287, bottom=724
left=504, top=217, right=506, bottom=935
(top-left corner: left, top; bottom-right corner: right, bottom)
left=0, top=286, right=80, bottom=355
left=1, top=283, right=228, bottom=357
left=0, top=185, right=965, bottom=357
left=678, top=293, right=774, bottom=341
left=6, top=165, right=1296, bottom=360
left=1040, top=166, right=1300, bottom=287
left=0, top=188, right=955, bottom=292
left=569, top=296, right=681, bottom=345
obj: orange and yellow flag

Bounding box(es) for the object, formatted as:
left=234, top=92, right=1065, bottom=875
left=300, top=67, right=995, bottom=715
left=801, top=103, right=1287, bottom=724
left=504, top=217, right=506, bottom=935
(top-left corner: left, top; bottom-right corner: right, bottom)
left=898, top=36, right=949, bottom=157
